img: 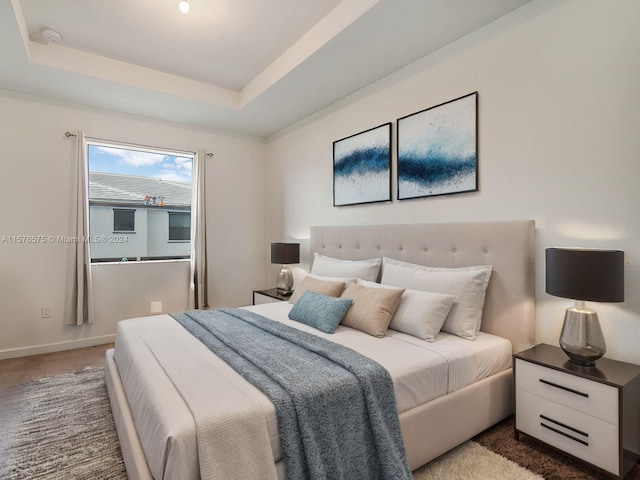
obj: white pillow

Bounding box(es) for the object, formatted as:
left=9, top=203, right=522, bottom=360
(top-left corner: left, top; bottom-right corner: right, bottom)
left=381, top=257, right=492, bottom=340
left=308, top=273, right=357, bottom=284
left=357, top=279, right=455, bottom=341
left=311, top=253, right=381, bottom=282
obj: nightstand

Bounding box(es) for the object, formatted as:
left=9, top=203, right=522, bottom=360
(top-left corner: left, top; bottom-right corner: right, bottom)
left=514, top=343, right=640, bottom=478
left=252, top=288, right=291, bottom=305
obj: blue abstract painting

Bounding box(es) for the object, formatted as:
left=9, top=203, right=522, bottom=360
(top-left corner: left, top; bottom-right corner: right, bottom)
left=397, top=92, right=477, bottom=200
left=333, top=123, right=391, bottom=206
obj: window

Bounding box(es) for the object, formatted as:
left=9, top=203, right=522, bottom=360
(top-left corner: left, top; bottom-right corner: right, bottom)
left=168, top=212, right=190, bottom=241
left=87, top=140, right=194, bottom=263
left=113, top=209, right=135, bottom=232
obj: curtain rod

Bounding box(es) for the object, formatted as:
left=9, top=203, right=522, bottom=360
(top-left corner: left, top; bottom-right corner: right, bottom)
left=64, top=131, right=213, bottom=157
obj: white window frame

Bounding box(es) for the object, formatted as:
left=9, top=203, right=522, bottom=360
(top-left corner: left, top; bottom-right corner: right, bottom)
left=86, top=138, right=195, bottom=264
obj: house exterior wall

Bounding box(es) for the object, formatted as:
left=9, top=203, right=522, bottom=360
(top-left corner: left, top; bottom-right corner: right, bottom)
left=89, top=205, right=147, bottom=260
left=89, top=205, right=190, bottom=260
left=146, top=208, right=191, bottom=257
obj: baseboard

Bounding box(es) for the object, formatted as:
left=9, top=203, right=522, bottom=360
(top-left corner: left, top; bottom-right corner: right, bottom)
left=0, top=334, right=116, bottom=360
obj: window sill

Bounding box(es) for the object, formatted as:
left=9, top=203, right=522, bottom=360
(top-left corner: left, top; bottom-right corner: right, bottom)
left=91, top=258, right=190, bottom=266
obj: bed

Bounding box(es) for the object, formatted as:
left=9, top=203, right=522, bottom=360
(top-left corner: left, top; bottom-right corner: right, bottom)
left=105, top=220, right=535, bottom=479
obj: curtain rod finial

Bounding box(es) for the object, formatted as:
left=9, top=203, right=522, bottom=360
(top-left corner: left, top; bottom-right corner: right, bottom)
left=65, top=131, right=77, bottom=138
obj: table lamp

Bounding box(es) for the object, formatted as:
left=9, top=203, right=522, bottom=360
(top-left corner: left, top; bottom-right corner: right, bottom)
left=545, top=248, right=624, bottom=366
left=271, top=242, right=300, bottom=295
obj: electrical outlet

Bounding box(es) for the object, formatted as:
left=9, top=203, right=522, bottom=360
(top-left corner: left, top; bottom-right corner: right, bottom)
left=42, top=306, right=51, bottom=318
left=150, top=301, right=162, bottom=314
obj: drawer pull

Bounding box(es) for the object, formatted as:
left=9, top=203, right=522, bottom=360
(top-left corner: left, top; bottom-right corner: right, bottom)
left=540, top=422, right=589, bottom=446
left=539, top=378, right=589, bottom=397
left=540, top=415, right=588, bottom=438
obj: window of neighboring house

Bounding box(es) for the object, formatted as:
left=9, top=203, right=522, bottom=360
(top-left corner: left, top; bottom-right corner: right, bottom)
left=168, top=212, right=191, bottom=241
left=113, top=209, right=135, bottom=232
left=87, top=140, right=194, bottom=263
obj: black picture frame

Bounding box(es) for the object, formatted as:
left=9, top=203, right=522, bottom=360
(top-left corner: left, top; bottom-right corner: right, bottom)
left=397, top=92, right=478, bottom=200
left=333, top=123, right=392, bottom=207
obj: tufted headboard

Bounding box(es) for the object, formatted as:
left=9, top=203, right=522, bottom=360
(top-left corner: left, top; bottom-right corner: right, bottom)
left=309, top=220, right=535, bottom=353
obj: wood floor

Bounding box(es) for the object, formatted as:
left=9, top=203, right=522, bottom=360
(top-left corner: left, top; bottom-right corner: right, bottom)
left=0, top=344, right=113, bottom=391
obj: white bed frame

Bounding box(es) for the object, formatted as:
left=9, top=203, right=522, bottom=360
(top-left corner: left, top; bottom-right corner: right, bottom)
left=105, top=219, right=535, bottom=478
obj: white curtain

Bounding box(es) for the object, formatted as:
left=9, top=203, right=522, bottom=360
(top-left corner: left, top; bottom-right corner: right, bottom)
left=189, top=149, right=208, bottom=309
left=66, top=131, right=94, bottom=325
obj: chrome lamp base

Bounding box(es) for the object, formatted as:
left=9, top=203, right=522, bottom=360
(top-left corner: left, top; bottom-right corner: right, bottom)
left=559, top=301, right=606, bottom=367
left=276, top=265, right=294, bottom=296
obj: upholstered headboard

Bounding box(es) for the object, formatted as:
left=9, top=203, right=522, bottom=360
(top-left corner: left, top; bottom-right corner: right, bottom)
left=309, top=220, right=535, bottom=353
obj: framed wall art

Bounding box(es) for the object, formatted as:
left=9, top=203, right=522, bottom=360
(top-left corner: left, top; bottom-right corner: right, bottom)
left=333, top=122, right=391, bottom=207
left=397, top=92, right=478, bottom=200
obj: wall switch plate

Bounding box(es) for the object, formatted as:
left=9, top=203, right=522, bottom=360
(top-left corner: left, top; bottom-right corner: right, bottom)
left=150, top=301, right=162, bottom=314
left=42, top=306, right=51, bottom=318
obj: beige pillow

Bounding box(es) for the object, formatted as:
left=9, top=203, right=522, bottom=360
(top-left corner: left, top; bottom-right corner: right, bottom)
left=340, top=282, right=404, bottom=337
left=289, top=276, right=346, bottom=304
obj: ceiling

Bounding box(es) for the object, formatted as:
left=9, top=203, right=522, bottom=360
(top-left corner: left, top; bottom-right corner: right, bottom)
left=1, top=0, right=532, bottom=138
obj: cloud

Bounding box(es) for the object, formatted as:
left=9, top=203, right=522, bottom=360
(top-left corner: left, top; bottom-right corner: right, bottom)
left=158, top=169, right=192, bottom=183
left=91, top=146, right=193, bottom=183
left=95, top=146, right=165, bottom=167
left=162, top=156, right=192, bottom=173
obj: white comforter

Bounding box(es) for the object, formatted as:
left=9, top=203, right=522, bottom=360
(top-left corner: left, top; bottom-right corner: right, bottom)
left=113, top=302, right=512, bottom=480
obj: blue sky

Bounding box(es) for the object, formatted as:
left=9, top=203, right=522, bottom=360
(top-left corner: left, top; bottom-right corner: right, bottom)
left=88, top=145, right=193, bottom=183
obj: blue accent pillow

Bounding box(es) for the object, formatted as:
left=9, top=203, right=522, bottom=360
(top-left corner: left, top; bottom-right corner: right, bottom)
left=288, top=290, right=353, bottom=334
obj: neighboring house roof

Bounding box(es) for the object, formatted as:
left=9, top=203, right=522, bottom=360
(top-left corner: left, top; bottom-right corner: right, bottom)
left=89, top=172, right=192, bottom=208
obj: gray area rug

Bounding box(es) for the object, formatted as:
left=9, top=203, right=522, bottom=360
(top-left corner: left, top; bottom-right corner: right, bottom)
left=0, top=367, right=127, bottom=479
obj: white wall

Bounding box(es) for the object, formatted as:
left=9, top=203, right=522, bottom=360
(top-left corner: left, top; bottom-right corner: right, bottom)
left=146, top=209, right=191, bottom=258
left=88, top=206, right=191, bottom=259
left=89, top=206, right=148, bottom=259
left=265, top=0, right=640, bottom=363
left=0, top=91, right=267, bottom=357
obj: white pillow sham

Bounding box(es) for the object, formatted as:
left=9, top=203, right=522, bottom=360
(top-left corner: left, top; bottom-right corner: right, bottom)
left=311, top=253, right=381, bottom=282
left=356, top=279, right=455, bottom=341
left=380, top=257, right=492, bottom=340
left=308, top=273, right=357, bottom=284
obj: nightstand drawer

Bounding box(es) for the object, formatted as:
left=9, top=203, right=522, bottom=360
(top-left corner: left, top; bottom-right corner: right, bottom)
left=515, top=359, right=618, bottom=424
left=516, top=390, right=619, bottom=475
left=253, top=293, right=283, bottom=305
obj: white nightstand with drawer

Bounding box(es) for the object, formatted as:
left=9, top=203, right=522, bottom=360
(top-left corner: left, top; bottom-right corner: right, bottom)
left=514, top=344, right=640, bottom=479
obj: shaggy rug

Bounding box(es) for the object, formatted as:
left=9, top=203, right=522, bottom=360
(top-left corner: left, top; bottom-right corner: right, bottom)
left=1, top=366, right=637, bottom=479
left=0, top=367, right=127, bottom=480
left=475, top=417, right=640, bottom=480
left=412, top=441, right=542, bottom=479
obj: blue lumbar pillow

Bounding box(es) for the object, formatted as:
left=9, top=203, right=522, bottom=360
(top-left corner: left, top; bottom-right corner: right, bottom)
left=288, top=290, right=353, bottom=334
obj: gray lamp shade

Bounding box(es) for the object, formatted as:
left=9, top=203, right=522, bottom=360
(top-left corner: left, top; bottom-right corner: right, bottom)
left=545, top=248, right=624, bottom=303
left=271, top=242, right=300, bottom=265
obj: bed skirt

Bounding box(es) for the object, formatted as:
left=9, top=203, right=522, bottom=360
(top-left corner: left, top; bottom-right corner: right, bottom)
left=105, top=348, right=513, bottom=479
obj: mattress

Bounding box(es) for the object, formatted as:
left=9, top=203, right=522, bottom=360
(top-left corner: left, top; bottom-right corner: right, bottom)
left=113, top=302, right=512, bottom=480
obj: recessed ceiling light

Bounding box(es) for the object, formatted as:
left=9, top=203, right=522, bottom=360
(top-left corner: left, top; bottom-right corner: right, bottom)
left=179, top=1, right=190, bottom=13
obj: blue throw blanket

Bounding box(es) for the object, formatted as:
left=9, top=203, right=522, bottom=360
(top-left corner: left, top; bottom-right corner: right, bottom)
left=172, top=308, right=412, bottom=480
